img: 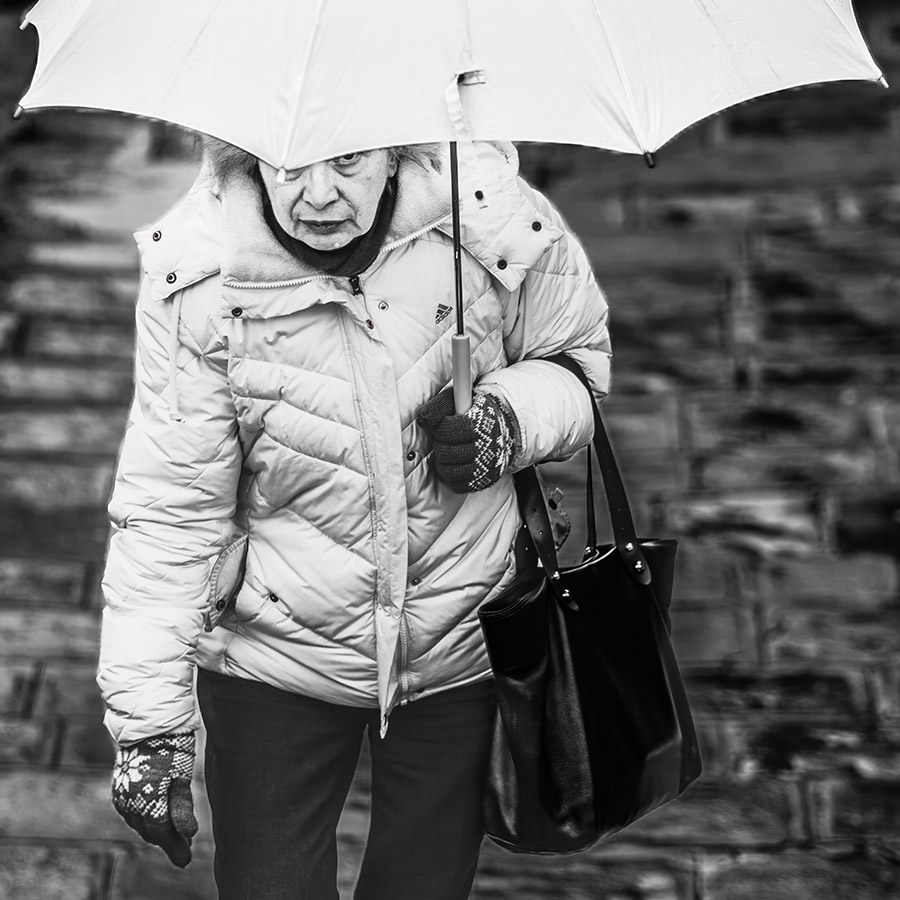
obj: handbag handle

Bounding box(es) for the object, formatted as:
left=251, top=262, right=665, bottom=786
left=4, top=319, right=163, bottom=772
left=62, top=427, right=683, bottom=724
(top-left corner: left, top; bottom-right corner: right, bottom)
left=512, top=354, right=652, bottom=588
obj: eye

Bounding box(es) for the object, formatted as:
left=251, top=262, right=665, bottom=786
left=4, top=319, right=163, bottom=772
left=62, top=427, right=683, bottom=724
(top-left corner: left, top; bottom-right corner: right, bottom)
left=332, top=152, right=362, bottom=167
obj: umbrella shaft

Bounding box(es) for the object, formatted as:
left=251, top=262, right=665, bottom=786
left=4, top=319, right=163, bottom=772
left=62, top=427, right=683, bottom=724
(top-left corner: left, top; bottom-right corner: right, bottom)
left=449, top=142, right=464, bottom=336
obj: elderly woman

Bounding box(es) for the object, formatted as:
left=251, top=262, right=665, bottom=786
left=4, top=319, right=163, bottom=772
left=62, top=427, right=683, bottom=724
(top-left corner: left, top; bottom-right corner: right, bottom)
left=101, top=139, right=610, bottom=900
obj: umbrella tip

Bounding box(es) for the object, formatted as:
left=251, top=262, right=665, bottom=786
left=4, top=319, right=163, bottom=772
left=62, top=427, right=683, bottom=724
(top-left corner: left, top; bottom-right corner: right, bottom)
left=643, top=151, right=656, bottom=169
left=276, top=167, right=287, bottom=185
left=19, top=17, right=30, bottom=31
left=12, top=105, right=23, bottom=120
left=878, top=75, right=889, bottom=89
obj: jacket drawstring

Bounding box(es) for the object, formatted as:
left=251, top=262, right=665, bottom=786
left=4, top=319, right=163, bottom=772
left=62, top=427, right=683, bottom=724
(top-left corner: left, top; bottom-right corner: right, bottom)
left=168, top=291, right=185, bottom=423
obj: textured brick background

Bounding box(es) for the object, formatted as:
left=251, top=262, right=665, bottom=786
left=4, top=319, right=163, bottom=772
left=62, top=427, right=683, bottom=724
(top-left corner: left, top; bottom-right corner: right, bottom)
left=2, top=2, right=900, bottom=897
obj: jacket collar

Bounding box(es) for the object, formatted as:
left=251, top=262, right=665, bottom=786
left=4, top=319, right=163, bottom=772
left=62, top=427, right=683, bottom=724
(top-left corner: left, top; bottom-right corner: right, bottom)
left=217, top=154, right=453, bottom=288
left=135, top=142, right=563, bottom=306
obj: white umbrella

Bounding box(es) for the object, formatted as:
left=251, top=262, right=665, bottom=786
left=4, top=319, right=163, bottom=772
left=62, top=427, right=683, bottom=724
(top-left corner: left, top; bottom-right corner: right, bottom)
left=18, top=0, right=885, bottom=170
left=17, top=0, right=886, bottom=409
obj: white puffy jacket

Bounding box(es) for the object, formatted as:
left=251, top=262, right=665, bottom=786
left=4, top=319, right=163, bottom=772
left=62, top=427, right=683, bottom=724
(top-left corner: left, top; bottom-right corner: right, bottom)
left=98, top=142, right=611, bottom=745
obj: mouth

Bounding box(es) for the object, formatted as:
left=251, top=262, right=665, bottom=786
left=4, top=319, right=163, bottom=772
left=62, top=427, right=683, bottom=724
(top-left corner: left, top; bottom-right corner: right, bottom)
left=299, top=219, right=348, bottom=235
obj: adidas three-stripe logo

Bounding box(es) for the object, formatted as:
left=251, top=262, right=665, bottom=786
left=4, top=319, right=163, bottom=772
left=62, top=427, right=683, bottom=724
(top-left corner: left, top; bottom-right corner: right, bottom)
left=435, top=304, right=452, bottom=325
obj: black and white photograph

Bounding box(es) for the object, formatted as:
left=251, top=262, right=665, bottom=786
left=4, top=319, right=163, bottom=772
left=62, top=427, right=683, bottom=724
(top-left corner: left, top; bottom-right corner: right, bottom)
left=0, top=1, right=898, bottom=898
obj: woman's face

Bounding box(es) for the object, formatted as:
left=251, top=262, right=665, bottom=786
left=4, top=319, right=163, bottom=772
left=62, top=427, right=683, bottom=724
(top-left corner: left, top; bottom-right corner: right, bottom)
left=258, top=150, right=398, bottom=251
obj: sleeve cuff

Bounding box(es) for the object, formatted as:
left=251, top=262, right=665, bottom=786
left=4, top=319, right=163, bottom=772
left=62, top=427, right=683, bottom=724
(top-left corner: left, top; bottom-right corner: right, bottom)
left=476, top=360, right=595, bottom=470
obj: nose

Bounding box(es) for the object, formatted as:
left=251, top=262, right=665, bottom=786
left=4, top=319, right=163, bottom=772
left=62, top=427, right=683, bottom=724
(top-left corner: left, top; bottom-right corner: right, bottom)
left=298, top=163, right=339, bottom=210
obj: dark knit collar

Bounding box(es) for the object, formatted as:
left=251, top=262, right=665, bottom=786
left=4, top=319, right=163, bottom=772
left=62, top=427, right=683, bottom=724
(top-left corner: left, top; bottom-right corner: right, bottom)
left=253, top=167, right=398, bottom=278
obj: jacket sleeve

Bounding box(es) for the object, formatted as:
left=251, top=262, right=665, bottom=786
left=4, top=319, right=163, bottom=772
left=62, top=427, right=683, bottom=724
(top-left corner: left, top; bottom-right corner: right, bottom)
left=477, top=186, right=611, bottom=471
left=98, top=277, right=241, bottom=746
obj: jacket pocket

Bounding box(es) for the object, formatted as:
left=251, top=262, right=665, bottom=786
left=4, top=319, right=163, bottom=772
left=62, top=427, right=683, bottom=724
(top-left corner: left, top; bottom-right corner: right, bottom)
left=478, top=538, right=520, bottom=610
left=203, top=534, right=249, bottom=632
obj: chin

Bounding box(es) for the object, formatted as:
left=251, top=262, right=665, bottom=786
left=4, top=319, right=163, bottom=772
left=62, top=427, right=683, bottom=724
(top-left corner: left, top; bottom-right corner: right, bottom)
left=294, top=227, right=358, bottom=251
left=305, top=236, right=353, bottom=251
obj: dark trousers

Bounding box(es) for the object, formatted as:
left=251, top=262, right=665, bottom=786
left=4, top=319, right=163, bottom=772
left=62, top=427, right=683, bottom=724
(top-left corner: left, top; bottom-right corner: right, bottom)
left=197, top=668, right=496, bottom=900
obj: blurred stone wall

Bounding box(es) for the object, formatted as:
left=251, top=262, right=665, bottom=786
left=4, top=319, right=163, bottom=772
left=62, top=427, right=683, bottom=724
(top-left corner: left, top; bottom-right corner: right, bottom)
left=1, top=2, right=900, bottom=898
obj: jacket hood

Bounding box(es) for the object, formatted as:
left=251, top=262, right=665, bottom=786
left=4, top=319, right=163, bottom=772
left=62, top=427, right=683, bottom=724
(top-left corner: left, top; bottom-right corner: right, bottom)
left=135, top=142, right=564, bottom=302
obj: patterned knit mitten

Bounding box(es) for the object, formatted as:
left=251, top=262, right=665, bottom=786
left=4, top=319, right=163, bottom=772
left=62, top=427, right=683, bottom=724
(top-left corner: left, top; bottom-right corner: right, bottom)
left=112, top=732, right=197, bottom=868
left=417, top=387, right=521, bottom=493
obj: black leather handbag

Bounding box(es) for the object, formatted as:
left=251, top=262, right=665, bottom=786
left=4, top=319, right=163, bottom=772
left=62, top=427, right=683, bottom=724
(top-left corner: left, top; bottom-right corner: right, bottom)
left=477, top=354, right=702, bottom=854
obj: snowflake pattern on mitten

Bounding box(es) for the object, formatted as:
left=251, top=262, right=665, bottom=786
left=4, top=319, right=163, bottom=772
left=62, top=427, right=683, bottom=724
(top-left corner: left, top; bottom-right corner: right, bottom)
left=112, top=732, right=195, bottom=829
left=467, top=390, right=518, bottom=491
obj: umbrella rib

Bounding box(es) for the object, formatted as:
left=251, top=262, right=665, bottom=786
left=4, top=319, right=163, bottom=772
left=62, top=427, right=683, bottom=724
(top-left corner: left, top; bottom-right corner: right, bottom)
left=22, top=0, right=100, bottom=91
left=590, top=0, right=649, bottom=153
left=278, top=0, right=328, bottom=170
left=819, top=0, right=882, bottom=73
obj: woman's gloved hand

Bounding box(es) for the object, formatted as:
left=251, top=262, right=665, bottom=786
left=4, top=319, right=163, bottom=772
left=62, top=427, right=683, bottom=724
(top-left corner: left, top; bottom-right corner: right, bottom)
left=112, top=732, right=198, bottom=868
left=417, top=387, right=521, bottom=493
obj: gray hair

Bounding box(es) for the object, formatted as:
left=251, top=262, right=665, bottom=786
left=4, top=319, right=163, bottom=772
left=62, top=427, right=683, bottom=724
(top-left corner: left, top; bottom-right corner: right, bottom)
left=199, top=135, right=442, bottom=185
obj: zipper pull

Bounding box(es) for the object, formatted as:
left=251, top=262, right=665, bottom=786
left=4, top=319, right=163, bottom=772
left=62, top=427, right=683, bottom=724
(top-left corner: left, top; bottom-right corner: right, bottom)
left=348, top=275, right=372, bottom=329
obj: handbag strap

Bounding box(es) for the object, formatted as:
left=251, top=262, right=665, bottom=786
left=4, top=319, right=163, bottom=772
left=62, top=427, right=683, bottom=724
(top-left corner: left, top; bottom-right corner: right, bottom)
left=512, top=354, right=652, bottom=587
left=586, top=450, right=596, bottom=554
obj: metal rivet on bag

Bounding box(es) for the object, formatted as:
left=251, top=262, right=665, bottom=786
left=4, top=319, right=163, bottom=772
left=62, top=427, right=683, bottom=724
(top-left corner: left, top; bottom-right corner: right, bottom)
left=215, top=599, right=226, bottom=610
left=231, top=307, right=243, bottom=317
left=268, top=593, right=279, bottom=602
left=634, top=561, right=645, bottom=572
left=532, top=222, right=542, bottom=231
left=561, top=589, right=571, bottom=599
left=551, top=571, right=561, bottom=581
left=166, top=272, right=177, bottom=284
left=497, top=259, right=508, bottom=270
left=548, top=499, right=558, bottom=510
left=625, top=542, right=634, bottom=552
left=152, top=230, right=162, bottom=242
left=411, top=577, right=422, bottom=586
left=475, top=190, right=484, bottom=201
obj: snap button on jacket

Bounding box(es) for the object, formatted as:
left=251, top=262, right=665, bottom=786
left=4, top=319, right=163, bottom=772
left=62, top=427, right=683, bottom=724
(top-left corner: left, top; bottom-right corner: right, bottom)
left=98, top=143, right=612, bottom=745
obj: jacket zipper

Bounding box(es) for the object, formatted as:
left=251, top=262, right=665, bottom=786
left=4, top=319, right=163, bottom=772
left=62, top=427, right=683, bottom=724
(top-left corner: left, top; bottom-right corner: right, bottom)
left=347, top=273, right=406, bottom=698
left=336, top=307, right=386, bottom=697
left=399, top=611, right=411, bottom=698
left=226, top=272, right=332, bottom=290
left=377, top=217, right=446, bottom=255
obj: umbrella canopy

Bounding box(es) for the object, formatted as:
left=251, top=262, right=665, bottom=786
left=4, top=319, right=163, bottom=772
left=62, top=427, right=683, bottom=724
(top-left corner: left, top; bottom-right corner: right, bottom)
left=19, top=0, right=884, bottom=172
